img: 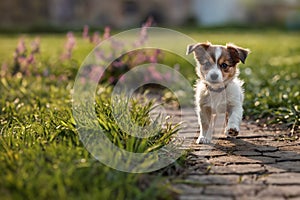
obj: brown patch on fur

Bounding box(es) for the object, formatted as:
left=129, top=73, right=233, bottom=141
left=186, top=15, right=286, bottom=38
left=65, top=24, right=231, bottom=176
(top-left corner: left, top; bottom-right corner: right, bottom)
left=227, top=44, right=250, bottom=64
left=200, top=42, right=211, bottom=50
left=194, top=44, right=215, bottom=75
left=218, top=51, right=238, bottom=82
left=222, top=65, right=236, bottom=82
left=186, top=42, right=211, bottom=55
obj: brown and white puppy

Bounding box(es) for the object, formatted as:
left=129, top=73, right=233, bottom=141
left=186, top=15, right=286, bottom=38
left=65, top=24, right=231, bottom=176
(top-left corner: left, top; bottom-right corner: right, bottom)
left=187, top=42, right=250, bottom=144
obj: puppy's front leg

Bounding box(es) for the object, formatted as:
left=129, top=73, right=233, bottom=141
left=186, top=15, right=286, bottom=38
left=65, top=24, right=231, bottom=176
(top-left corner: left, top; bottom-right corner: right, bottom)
left=196, top=106, right=212, bottom=144
left=226, top=104, right=243, bottom=137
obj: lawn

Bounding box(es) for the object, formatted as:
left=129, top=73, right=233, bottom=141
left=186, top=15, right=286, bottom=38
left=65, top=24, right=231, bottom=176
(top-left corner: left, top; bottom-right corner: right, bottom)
left=0, top=27, right=299, bottom=199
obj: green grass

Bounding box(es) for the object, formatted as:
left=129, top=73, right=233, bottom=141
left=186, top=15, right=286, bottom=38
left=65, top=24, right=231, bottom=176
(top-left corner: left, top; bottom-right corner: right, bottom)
left=0, top=29, right=299, bottom=199
left=0, top=76, right=178, bottom=199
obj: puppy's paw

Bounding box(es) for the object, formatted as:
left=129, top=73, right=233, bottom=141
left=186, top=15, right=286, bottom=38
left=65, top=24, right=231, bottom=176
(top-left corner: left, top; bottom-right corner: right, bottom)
left=196, top=136, right=211, bottom=144
left=226, top=128, right=239, bottom=137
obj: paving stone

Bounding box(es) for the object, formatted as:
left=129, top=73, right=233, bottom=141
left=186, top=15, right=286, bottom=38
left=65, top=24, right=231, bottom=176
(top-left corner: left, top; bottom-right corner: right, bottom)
left=185, top=157, right=210, bottom=173
left=239, top=174, right=265, bottom=185
left=203, top=184, right=264, bottom=197
left=209, top=155, right=276, bottom=165
left=187, top=144, right=216, bottom=151
left=288, top=197, right=300, bottom=200
left=239, top=197, right=285, bottom=200
left=259, top=173, right=300, bottom=185
left=254, top=146, right=278, bottom=153
left=210, top=164, right=265, bottom=175
left=263, top=164, right=287, bottom=173
left=233, top=150, right=262, bottom=156
left=173, top=184, right=204, bottom=195
left=265, top=161, right=300, bottom=173
left=257, top=185, right=300, bottom=198
left=279, top=145, right=300, bottom=151
left=180, top=195, right=233, bottom=200
left=186, top=174, right=240, bottom=185
left=167, top=107, right=300, bottom=200
left=246, top=156, right=276, bottom=164
left=191, top=150, right=228, bottom=157
left=263, top=151, right=300, bottom=161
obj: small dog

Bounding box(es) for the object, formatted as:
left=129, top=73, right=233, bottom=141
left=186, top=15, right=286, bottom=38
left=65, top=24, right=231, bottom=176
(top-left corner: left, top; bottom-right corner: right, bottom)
left=186, top=42, right=250, bottom=144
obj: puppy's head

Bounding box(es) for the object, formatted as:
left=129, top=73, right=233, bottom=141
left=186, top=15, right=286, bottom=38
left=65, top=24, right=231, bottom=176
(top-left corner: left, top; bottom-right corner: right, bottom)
left=187, top=42, right=250, bottom=87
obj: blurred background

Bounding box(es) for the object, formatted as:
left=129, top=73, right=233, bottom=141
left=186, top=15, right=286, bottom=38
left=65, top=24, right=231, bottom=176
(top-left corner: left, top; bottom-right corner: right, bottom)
left=1, top=0, right=300, bottom=32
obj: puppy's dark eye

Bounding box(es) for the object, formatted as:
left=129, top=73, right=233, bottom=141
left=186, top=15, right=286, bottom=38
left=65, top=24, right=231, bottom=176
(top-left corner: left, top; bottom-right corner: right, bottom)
left=220, top=63, right=228, bottom=69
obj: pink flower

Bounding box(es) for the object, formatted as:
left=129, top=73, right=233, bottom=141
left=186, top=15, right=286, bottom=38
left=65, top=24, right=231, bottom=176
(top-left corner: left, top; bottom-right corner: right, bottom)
left=61, top=32, right=76, bottom=60
left=92, top=31, right=101, bottom=44
left=134, top=17, right=154, bottom=47
left=31, top=37, right=40, bottom=54
left=103, top=26, right=111, bottom=39
left=27, top=54, right=35, bottom=64
left=16, top=37, right=26, bottom=55
left=164, top=72, right=171, bottom=81
left=112, top=60, right=124, bottom=68
left=82, top=25, right=89, bottom=39
left=66, top=32, right=76, bottom=49
left=133, top=52, right=146, bottom=65
left=148, top=65, right=162, bottom=81
left=149, top=50, right=159, bottom=63
left=89, top=65, right=104, bottom=83
left=108, top=76, right=115, bottom=84
left=118, top=74, right=125, bottom=83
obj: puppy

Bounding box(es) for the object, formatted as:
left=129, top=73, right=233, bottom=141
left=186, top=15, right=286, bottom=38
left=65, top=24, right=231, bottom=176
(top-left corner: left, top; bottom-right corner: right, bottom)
left=186, top=42, right=250, bottom=144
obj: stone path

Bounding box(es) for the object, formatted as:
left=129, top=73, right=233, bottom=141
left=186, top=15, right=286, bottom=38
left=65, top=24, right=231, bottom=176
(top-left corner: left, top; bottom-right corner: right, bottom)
left=166, top=107, right=300, bottom=200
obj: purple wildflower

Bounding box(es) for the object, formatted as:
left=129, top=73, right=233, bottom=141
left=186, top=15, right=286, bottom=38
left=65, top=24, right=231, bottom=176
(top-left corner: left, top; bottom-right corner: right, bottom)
left=82, top=25, right=89, bottom=39
left=16, top=37, right=26, bottom=55
left=61, top=32, right=76, bottom=60
left=148, top=65, right=163, bottom=81
left=89, top=65, right=104, bottom=83
left=27, top=54, right=35, bottom=64
left=149, top=49, right=160, bottom=63
left=108, top=76, right=115, bottom=84
left=31, top=37, right=40, bottom=54
left=164, top=72, right=171, bottom=81
left=91, top=31, right=101, bottom=44
left=133, top=17, right=153, bottom=47
left=103, top=26, right=111, bottom=40
left=112, top=59, right=124, bottom=68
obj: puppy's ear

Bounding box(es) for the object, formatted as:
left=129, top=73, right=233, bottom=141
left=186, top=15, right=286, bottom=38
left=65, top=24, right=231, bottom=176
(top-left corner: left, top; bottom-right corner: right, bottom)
left=186, top=44, right=198, bottom=55
left=186, top=42, right=211, bottom=55
left=227, top=44, right=250, bottom=64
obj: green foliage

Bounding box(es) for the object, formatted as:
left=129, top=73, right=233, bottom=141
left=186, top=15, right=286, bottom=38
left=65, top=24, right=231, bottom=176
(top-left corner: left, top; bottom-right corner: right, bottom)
left=0, top=76, right=177, bottom=199
left=0, top=29, right=299, bottom=199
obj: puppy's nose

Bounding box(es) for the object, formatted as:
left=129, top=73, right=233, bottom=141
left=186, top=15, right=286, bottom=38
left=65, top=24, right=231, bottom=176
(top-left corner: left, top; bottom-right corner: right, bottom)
left=210, top=73, right=219, bottom=80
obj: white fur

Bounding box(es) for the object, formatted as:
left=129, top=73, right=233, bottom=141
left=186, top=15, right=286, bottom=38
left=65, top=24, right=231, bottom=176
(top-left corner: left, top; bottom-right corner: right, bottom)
left=204, top=46, right=223, bottom=84
left=186, top=42, right=248, bottom=144
left=195, top=77, right=244, bottom=144
left=215, top=46, right=222, bottom=61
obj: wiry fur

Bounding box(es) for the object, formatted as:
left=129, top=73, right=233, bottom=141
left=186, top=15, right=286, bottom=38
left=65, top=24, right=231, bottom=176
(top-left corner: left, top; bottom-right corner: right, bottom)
left=187, top=42, right=250, bottom=144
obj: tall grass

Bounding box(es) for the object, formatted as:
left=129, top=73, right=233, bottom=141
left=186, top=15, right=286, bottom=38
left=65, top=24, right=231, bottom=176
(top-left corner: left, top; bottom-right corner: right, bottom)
left=0, top=76, right=177, bottom=199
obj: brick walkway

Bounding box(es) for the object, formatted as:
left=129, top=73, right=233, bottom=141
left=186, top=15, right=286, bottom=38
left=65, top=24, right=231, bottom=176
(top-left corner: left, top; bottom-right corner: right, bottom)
left=167, top=107, right=300, bottom=200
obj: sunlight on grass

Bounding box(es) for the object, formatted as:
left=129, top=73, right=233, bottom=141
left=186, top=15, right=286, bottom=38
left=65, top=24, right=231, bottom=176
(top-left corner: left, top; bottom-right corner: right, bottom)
left=0, top=28, right=299, bottom=199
